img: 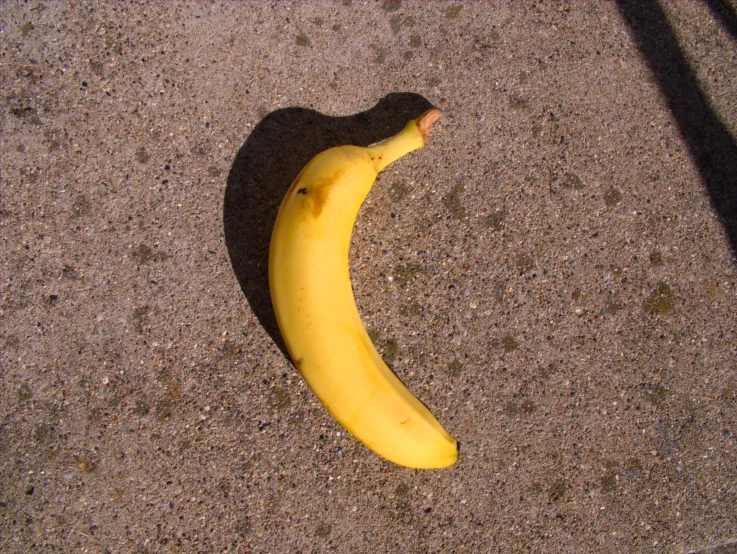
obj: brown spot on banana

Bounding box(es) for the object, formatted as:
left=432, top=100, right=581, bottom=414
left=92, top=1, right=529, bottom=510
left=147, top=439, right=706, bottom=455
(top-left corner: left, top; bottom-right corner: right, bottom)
left=308, top=167, right=348, bottom=218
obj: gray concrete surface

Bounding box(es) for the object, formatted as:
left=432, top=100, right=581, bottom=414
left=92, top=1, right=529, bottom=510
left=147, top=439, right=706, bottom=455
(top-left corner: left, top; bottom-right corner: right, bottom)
left=2, top=1, right=737, bottom=552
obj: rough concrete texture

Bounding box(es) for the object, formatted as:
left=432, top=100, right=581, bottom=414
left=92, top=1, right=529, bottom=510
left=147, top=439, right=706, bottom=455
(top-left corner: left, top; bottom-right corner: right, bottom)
left=1, top=1, right=737, bottom=552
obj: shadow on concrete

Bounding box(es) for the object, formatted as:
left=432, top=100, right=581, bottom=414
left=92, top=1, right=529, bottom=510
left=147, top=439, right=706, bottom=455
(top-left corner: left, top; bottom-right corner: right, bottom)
left=617, top=0, right=737, bottom=260
left=705, top=0, right=737, bottom=42
left=223, top=93, right=434, bottom=358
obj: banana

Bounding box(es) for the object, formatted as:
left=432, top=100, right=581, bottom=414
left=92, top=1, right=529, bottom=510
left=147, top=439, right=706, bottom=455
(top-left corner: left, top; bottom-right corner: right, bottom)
left=268, top=108, right=457, bottom=469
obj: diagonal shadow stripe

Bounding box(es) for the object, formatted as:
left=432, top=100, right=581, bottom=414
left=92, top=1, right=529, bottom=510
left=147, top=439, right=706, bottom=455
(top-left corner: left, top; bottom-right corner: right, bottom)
left=616, top=0, right=737, bottom=260
left=705, top=0, right=737, bottom=42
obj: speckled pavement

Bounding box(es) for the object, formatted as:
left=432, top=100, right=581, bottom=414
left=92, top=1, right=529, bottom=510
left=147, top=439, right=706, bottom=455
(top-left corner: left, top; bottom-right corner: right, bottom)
left=2, top=1, right=737, bottom=552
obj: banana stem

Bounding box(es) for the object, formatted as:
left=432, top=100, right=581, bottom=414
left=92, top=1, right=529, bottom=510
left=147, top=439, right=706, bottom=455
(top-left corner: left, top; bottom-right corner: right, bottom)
left=368, top=108, right=442, bottom=173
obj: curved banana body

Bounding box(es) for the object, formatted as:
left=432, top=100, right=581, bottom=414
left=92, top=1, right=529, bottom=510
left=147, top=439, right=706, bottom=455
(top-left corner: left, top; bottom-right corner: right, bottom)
left=268, top=109, right=457, bottom=469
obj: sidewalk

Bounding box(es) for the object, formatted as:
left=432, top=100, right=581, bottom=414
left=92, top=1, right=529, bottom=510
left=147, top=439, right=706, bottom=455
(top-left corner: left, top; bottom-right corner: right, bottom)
left=1, top=2, right=736, bottom=552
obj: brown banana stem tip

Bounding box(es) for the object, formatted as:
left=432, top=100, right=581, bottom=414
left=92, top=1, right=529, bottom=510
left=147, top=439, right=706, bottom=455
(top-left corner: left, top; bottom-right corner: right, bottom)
left=417, top=108, right=442, bottom=140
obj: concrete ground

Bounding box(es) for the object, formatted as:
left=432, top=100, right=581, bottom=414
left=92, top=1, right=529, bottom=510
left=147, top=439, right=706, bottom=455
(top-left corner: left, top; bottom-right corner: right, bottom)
left=2, top=1, right=737, bottom=552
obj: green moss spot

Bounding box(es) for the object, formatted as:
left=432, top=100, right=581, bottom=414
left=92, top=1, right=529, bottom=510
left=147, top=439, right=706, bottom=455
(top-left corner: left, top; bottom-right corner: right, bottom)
left=532, top=124, right=543, bottom=137
left=370, top=44, right=387, bottom=64
left=443, top=186, right=466, bottom=219
left=603, top=299, right=624, bottom=315
left=316, top=523, right=332, bottom=538
left=445, top=4, right=463, bottom=18
left=90, top=60, right=104, bottom=76
left=548, top=479, right=568, bottom=502
left=448, top=359, right=463, bottom=377
left=222, top=340, right=240, bottom=358
left=409, top=34, right=421, bottom=48
left=20, top=167, right=39, bottom=184
left=644, top=282, right=675, bottom=315
left=610, top=265, right=623, bottom=277
left=155, top=397, right=174, bottom=420
left=650, top=251, right=664, bottom=266
left=381, top=0, right=401, bottom=12
left=18, top=383, right=33, bottom=402
left=71, top=195, right=91, bottom=218
left=87, top=407, right=102, bottom=423
left=132, top=243, right=153, bottom=264
left=390, top=15, right=402, bottom=34
left=572, top=288, right=582, bottom=301
left=484, top=209, right=506, bottom=231
left=646, top=384, right=668, bottom=407
left=399, top=302, right=423, bottom=317
left=393, top=263, right=423, bottom=286
left=20, top=22, right=33, bottom=36
left=626, top=458, right=643, bottom=479
left=367, top=328, right=380, bottom=344
left=132, top=243, right=168, bottom=264
left=135, top=146, right=150, bottom=163
left=561, top=172, right=584, bottom=190
left=43, top=129, right=61, bottom=151
left=369, top=331, right=399, bottom=366
left=389, top=181, right=410, bottom=202
left=520, top=399, right=536, bottom=414
left=268, top=387, right=291, bottom=410
left=530, top=482, right=544, bottom=495
left=509, top=95, right=529, bottom=110
left=381, top=338, right=398, bottom=366
left=601, top=473, right=618, bottom=493
left=131, top=306, right=149, bottom=334
left=296, top=34, right=310, bottom=47
left=236, top=516, right=252, bottom=536
left=133, top=399, right=150, bottom=416
left=77, top=459, right=96, bottom=473
left=502, top=335, right=518, bottom=352
left=515, top=253, right=535, bottom=275
left=540, top=363, right=557, bottom=379
left=604, top=188, right=622, bottom=206
left=503, top=402, right=518, bottom=416
left=33, top=423, right=54, bottom=442
left=703, top=279, right=718, bottom=301
left=402, top=50, right=413, bottom=61
left=395, top=483, right=410, bottom=497
left=604, top=459, right=620, bottom=471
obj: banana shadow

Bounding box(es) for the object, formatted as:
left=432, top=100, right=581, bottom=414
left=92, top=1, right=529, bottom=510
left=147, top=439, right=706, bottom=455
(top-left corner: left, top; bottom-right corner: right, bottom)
left=223, top=93, right=434, bottom=358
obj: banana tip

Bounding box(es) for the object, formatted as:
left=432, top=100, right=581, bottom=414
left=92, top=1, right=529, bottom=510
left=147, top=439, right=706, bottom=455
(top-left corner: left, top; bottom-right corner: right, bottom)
left=417, top=108, right=442, bottom=140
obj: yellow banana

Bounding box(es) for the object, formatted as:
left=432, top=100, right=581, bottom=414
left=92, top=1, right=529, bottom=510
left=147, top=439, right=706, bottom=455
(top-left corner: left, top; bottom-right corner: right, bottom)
left=268, top=108, right=457, bottom=469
